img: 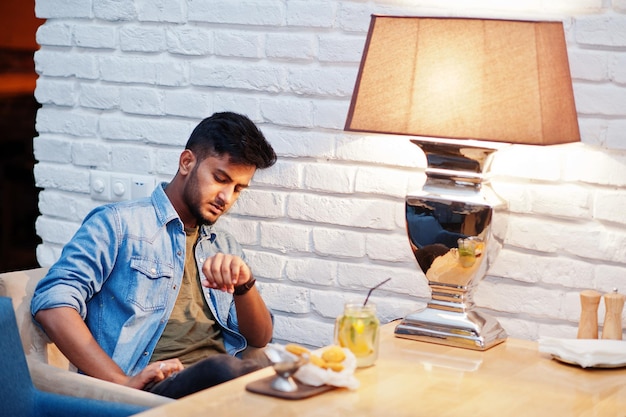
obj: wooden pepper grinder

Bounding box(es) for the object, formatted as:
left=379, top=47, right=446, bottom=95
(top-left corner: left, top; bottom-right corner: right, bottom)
left=577, top=290, right=601, bottom=339
left=601, top=289, right=625, bottom=340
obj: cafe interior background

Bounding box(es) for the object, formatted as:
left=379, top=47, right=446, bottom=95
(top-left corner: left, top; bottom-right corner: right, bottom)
left=2, top=0, right=626, bottom=348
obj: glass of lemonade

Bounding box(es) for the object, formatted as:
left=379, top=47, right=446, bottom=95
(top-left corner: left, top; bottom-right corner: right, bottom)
left=334, top=302, right=380, bottom=368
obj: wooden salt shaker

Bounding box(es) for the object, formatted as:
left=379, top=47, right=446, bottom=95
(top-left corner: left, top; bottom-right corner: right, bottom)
left=601, top=289, right=625, bottom=340
left=577, top=290, right=601, bottom=339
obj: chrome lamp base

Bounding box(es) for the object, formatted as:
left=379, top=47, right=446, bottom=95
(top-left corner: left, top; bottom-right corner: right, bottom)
left=395, top=306, right=507, bottom=350
left=395, top=138, right=508, bottom=351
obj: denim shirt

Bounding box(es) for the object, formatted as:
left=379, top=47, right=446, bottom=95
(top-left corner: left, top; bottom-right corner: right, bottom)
left=31, top=183, right=249, bottom=376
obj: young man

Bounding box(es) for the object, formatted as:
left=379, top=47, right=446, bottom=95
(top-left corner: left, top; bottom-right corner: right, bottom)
left=31, top=112, right=277, bottom=399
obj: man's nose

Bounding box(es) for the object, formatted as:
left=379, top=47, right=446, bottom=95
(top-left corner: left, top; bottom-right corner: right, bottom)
left=218, top=186, right=235, bottom=205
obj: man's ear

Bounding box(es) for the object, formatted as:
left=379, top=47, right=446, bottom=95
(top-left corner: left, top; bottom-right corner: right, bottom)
left=179, top=149, right=196, bottom=175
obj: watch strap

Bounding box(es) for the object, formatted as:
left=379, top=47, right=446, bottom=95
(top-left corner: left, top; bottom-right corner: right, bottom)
left=234, top=278, right=256, bottom=296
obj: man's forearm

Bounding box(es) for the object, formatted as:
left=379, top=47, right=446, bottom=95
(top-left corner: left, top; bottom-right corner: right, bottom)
left=34, top=307, right=129, bottom=385
left=234, top=288, right=273, bottom=347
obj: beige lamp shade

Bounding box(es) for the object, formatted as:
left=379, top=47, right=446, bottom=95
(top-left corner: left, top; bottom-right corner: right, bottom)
left=345, top=16, right=580, bottom=145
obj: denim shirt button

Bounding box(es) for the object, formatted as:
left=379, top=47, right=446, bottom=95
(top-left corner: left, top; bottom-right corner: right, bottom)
left=150, top=268, right=156, bottom=274
left=177, top=250, right=182, bottom=256
left=143, top=351, right=148, bottom=356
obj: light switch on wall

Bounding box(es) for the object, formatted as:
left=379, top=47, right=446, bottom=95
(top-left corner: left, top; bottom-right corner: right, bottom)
left=90, top=171, right=155, bottom=202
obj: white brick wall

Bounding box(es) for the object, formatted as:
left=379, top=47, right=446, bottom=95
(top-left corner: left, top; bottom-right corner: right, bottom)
left=33, top=0, right=626, bottom=347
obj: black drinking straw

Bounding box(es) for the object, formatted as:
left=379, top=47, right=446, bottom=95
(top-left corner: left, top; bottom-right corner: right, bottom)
left=363, top=277, right=391, bottom=306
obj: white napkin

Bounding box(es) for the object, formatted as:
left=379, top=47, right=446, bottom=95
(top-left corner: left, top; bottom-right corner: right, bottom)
left=538, top=337, right=626, bottom=368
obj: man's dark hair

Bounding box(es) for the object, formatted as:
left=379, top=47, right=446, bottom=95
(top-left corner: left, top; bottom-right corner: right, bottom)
left=185, top=112, right=277, bottom=169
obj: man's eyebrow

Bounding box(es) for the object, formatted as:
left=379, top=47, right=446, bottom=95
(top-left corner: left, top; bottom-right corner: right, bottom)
left=215, top=168, right=250, bottom=189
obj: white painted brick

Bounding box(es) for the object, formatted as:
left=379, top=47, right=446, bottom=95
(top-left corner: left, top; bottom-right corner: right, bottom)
left=286, top=1, right=336, bottom=28
left=528, top=183, right=592, bottom=219
left=163, top=90, right=211, bottom=118
left=94, top=0, right=137, bottom=21
left=36, top=244, right=64, bottom=269
left=38, top=190, right=99, bottom=222
left=100, top=56, right=158, bottom=84
left=475, top=280, right=565, bottom=320
left=285, top=257, right=336, bottom=286
left=243, top=250, right=286, bottom=280
left=36, top=22, right=72, bottom=46
left=575, top=15, right=626, bottom=47
left=188, top=0, right=285, bottom=26
left=137, top=0, right=187, bottom=23
left=212, top=93, right=261, bottom=121
left=33, top=135, right=72, bottom=164
left=303, top=163, right=355, bottom=194
left=273, top=315, right=334, bottom=347
left=99, top=114, right=194, bottom=145
left=251, top=160, right=301, bottom=190
left=606, top=120, right=626, bottom=150
left=111, top=145, right=153, bottom=173
left=337, top=2, right=375, bottom=33
left=365, top=232, right=415, bottom=264
left=79, top=83, right=120, bottom=110
left=155, top=59, right=189, bottom=87
left=33, top=164, right=90, bottom=193
left=231, top=189, right=286, bottom=218
left=260, top=97, right=314, bottom=128
left=36, top=216, right=81, bottom=245
left=260, top=223, right=311, bottom=253
left=216, top=217, right=259, bottom=246
left=35, top=50, right=99, bottom=79
left=120, top=26, right=166, bottom=52
left=36, top=0, right=93, bottom=19
left=574, top=83, right=626, bottom=117
left=595, top=264, right=626, bottom=295
left=354, top=166, right=410, bottom=198
left=154, top=150, right=180, bottom=177
left=266, top=33, right=315, bottom=61
left=336, top=133, right=423, bottom=168
left=287, top=67, right=357, bottom=97
left=312, top=99, right=350, bottom=130
left=72, top=141, right=111, bottom=168
left=73, top=25, right=117, bottom=49
left=166, top=27, right=212, bottom=56
left=594, top=189, right=626, bottom=225
left=214, top=31, right=263, bottom=58
left=490, top=144, right=565, bottom=181
left=337, top=262, right=427, bottom=298
left=262, top=283, right=310, bottom=314
left=34, top=79, right=77, bottom=107
left=577, top=117, right=607, bottom=147
left=310, top=289, right=351, bottom=319
left=313, top=228, right=365, bottom=258
left=563, top=145, right=626, bottom=186
left=489, top=249, right=594, bottom=288
left=318, top=34, right=366, bottom=63
left=36, top=108, right=99, bottom=137
left=568, top=49, right=609, bottom=82
left=287, top=193, right=397, bottom=230
left=191, top=63, right=285, bottom=92
left=120, top=87, right=164, bottom=116
left=262, top=127, right=335, bottom=159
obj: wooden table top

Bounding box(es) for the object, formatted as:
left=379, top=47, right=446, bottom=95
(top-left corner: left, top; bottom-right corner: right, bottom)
left=134, top=321, right=626, bottom=417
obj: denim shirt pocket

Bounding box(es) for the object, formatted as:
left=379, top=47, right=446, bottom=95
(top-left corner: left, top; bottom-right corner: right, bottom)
left=127, top=257, right=174, bottom=312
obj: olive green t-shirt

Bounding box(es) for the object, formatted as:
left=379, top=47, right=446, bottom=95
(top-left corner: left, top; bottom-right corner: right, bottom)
left=150, top=227, right=227, bottom=366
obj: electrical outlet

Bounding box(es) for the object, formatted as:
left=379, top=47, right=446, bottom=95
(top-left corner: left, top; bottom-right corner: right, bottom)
left=90, top=171, right=111, bottom=201
left=131, top=176, right=156, bottom=199
left=110, top=176, right=131, bottom=201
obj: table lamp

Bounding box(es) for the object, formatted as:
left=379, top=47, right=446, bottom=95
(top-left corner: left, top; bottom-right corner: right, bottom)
left=345, top=16, right=580, bottom=350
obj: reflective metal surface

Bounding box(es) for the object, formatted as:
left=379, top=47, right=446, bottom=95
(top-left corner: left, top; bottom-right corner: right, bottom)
left=395, top=139, right=507, bottom=350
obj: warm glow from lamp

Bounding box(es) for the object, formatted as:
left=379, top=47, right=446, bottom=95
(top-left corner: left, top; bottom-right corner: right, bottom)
left=346, top=16, right=580, bottom=145
left=345, top=15, right=580, bottom=350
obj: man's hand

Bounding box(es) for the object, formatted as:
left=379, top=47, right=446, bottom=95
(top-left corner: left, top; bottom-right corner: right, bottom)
left=201, top=253, right=251, bottom=293
left=125, top=359, right=184, bottom=390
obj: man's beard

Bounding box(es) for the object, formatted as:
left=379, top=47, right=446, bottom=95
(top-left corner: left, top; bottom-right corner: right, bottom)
left=183, top=167, right=221, bottom=226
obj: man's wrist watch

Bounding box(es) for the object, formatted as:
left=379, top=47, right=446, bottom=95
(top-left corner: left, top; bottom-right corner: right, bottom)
left=233, top=278, right=256, bottom=296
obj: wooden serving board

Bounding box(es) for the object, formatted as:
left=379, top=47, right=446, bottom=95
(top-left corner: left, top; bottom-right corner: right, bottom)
left=245, top=375, right=335, bottom=400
